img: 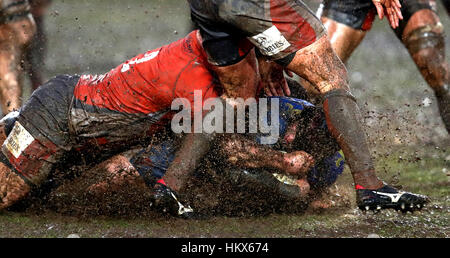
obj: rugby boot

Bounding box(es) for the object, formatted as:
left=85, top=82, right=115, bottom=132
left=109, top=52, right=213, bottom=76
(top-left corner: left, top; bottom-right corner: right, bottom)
left=150, top=182, right=196, bottom=219
left=356, top=184, right=430, bottom=213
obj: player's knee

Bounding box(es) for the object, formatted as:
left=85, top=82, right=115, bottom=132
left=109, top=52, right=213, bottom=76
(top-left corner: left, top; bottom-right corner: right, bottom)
left=404, top=23, right=445, bottom=56
left=287, top=38, right=350, bottom=93
left=316, top=36, right=350, bottom=91
left=317, top=66, right=350, bottom=93
left=404, top=23, right=448, bottom=90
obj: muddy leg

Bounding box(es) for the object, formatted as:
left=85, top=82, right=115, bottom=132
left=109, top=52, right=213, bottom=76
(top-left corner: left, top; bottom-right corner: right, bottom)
left=402, top=9, right=450, bottom=133
left=286, top=35, right=383, bottom=190
left=0, top=18, right=36, bottom=115
left=296, top=18, right=368, bottom=99
left=321, top=17, right=367, bottom=64
left=216, top=134, right=313, bottom=199
left=218, top=134, right=315, bottom=176
left=0, top=41, right=21, bottom=114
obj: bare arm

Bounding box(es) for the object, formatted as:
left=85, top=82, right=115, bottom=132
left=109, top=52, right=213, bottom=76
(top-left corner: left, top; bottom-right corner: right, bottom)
left=219, top=134, right=315, bottom=176
left=161, top=130, right=215, bottom=192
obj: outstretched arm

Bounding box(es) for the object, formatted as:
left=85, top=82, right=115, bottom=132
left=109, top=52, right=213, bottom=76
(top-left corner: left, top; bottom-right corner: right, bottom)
left=161, top=129, right=215, bottom=192
left=218, top=134, right=315, bottom=176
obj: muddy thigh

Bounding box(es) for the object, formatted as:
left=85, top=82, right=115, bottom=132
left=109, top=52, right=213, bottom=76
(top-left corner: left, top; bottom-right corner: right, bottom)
left=0, top=16, right=35, bottom=114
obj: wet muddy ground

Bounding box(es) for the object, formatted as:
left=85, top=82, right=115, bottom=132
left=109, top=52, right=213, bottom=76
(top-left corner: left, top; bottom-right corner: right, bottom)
left=0, top=0, right=448, bottom=237
left=0, top=145, right=447, bottom=238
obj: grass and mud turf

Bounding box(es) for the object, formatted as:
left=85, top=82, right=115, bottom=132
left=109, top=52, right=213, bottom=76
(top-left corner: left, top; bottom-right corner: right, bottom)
left=0, top=145, right=447, bottom=238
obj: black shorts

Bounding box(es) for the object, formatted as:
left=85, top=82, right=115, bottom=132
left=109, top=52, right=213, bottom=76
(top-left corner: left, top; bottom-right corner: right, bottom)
left=321, top=0, right=437, bottom=38
left=1, top=75, right=77, bottom=186
left=188, top=0, right=326, bottom=66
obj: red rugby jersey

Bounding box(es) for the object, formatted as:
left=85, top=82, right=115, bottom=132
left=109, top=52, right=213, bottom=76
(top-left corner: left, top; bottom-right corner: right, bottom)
left=74, top=30, right=219, bottom=116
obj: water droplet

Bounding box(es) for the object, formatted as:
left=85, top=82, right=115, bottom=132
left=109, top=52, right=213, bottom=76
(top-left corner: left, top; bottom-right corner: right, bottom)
left=422, top=97, right=432, bottom=107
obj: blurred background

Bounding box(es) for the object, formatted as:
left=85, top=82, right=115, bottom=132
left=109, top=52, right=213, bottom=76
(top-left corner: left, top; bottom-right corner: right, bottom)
left=22, top=0, right=450, bottom=147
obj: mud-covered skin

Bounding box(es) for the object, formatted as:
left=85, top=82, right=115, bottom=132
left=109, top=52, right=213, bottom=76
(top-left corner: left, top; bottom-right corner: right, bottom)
left=218, top=134, right=315, bottom=176
left=320, top=0, right=450, bottom=133
left=282, top=35, right=384, bottom=189
left=258, top=54, right=292, bottom=97
left=159, top=127, right=217, bottom=193
left=320, top=18, right=367, bottom=64
left=403, top=18, right=450, bottom=132
left=0, top=0, right=35, bottom=115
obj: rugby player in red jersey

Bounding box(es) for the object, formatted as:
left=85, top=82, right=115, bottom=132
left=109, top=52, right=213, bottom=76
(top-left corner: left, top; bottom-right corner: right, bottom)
left=317, top=0, right=450, bottom=133
left=0, top=31, right=318, bottom=214
left=0, top=28, right=428, bottom=217
left=0, top=0, right=36, bottom=115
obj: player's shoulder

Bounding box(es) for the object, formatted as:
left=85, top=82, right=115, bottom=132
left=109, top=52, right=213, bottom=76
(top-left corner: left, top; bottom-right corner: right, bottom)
left=163, top=30, right=203, bottom=57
